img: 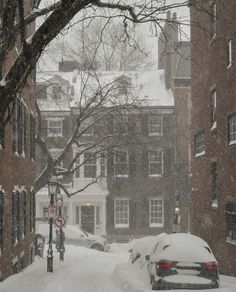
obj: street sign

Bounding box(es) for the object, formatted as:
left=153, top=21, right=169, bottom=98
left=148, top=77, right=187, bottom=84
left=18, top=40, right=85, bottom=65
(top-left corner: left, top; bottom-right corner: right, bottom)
left=54, top=216, right=66, bottom=228
left=48, top=205, right=57, bottom=218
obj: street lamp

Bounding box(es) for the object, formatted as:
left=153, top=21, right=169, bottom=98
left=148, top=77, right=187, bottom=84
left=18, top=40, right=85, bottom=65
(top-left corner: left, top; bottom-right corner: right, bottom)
left=56, top=190, right=65, bottom=261
left=47, top=176, right=58, bottom=272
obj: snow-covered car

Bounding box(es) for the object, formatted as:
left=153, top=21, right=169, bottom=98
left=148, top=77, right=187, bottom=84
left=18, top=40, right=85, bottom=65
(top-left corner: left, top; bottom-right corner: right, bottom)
left=37, top=224, right=110, bottom=252
left=145, top=233, right=219, bottom=290
left=129, top=234, right=166, bottom=268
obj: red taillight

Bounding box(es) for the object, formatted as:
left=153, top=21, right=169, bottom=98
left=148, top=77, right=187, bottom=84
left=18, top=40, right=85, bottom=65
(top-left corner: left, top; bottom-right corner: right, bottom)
left=156, top=260, right=172, bottom=269
left=205, top=262, right=218, bottom=271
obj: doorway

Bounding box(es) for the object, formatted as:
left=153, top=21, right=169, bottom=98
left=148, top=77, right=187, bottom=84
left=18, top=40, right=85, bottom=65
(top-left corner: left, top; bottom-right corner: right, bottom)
left=81, top=206, right=95, bottom=234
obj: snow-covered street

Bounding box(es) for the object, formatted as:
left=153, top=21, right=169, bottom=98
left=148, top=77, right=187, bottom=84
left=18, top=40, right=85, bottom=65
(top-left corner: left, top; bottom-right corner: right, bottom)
left=0, top=243, right=236, bottom=292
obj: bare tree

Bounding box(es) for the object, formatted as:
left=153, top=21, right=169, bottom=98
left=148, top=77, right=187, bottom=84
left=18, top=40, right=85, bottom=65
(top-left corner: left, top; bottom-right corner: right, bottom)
left=0, top=1, right=193, bottom=135
left=35, top=68, right=139, bottom=196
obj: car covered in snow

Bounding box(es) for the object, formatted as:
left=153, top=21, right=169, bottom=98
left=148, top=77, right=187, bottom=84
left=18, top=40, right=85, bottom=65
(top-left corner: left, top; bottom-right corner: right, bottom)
left=37, top=224, right=110, bottom=252
left=145, top=233, right=219, bottom=290
left=129, top=234, right=166, bottom=268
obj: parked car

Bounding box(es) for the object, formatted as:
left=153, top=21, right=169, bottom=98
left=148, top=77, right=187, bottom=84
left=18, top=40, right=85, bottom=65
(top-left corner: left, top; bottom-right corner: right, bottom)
left=37, top=224, right=110, bottom=252
left=129, top=234, right=166, bottom=268
left=145, top=233, right=219, bottom=290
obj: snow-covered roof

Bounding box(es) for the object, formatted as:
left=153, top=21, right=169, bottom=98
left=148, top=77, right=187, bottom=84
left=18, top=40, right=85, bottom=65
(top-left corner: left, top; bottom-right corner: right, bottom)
left=37, top=69, right=174, bottom=110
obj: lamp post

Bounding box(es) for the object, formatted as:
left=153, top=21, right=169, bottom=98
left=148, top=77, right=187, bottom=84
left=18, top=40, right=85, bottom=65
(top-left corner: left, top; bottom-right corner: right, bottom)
left=56, top=191, right=65, bottom=261
left=47, top=176, right=58, bottom=272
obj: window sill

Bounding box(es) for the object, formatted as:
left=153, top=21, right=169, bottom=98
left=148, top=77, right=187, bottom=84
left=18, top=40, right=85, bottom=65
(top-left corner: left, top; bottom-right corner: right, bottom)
left=210, top=122, right=217, bottom=131
left=211, top=199, right=218, bottom=208
left=195, top=151, right=205, bottom=158
left=148, top=133, right=163, bottom=137
left=150, top=224, right=164, bottom=228
left=115, top=225, right=129, bottom=229
left=226, top=237, right=236, bottom=246
left=229, top=140, right=236, bottom=146
left=149, top=174, right=163, bottom=178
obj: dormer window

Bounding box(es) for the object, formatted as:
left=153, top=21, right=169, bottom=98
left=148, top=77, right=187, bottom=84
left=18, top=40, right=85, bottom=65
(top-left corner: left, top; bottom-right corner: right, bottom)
left=116, top=75, right=131, bottom=95
left=52, top=85, right=62, bottom=100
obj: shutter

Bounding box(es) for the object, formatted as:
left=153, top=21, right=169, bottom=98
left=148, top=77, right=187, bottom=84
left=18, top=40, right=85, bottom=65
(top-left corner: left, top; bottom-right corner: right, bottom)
left=141, top=114, right=148, bottom=135
left=129, top=200, right=136, bottom=230
left=107, top=115, right=114, bottom=135
left=163, top=115, right=170, bottom=136
left=164, top=148, right=173, bottom=176
left=42, top=119, right=47, bottom=137
left=129, top=150, right=136, bottom=178
left=142, top=150, right=149, bottom=177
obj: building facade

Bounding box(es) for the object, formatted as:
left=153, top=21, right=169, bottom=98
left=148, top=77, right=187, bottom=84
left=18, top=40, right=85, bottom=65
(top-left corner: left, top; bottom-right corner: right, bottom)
left=35, top=66, right=176, bottom=241
left=190, top=0, right=236, bottom=275
left=0, top=1, right=36, bottom=281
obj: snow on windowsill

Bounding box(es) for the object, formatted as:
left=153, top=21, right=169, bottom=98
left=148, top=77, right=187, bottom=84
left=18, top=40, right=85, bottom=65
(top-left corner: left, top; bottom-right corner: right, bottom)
left=229, top=140, right=236, bottom=146
left=226, top=237, right=236, bottom=246
left=210, top=122, right=217, bottom=131
left=211, top=199, right=218, bottom=208
left=195, top=151, right=205, bottom=158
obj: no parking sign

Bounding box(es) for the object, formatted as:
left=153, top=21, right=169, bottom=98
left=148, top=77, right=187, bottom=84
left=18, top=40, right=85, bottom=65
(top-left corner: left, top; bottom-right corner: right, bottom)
left=48, top=204, right=57, bottom=218
left=54, top=216, right=66, bottom=228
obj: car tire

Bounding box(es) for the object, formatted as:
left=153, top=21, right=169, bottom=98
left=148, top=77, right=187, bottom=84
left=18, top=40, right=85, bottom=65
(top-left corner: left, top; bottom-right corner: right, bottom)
left=90, top=243, right=104, bottom=251
left=151, top=276, right=159, bottom=290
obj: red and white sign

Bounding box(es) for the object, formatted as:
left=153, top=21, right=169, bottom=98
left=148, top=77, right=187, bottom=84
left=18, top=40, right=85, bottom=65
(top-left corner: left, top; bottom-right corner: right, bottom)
left=48, top=205, right=57, bottom=218
left=54, top=216, right=66, bottom=228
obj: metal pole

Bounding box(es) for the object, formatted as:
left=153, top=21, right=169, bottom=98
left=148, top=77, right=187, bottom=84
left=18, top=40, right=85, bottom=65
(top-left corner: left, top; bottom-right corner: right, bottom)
left=59, top=205, right=64, bottom=261
left=47, top=194, right=54, bottom=272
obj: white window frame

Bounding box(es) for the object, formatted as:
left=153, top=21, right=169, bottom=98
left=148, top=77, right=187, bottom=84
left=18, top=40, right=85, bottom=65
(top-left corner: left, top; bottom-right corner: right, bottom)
left=114, top=150, right=129, bottom=178
left=148, top=150, right=163, bottom=177
left=114, top=116, right=128, bottom=136
left=81, top=117, right=94, bottom=136
left=211, top=2, right=217, bottom=39
left=210, top=89, right=217, bottom=129
left=47, top=119, right=63, bottom=137
left=149, top=198, right=164, bottom=227
left=114, top=199, right=129, bottom=228
left=229, top=113, right=236, bottom=145
left=148, top=116, right=163, bottom=136
left=195, top=131, right=205, bottom=157
left=227, top=39, right=232, bottom=68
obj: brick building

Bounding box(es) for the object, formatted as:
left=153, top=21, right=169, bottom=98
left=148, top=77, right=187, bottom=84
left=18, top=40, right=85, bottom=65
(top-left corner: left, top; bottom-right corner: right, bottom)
left=0, top=1, right=36, bottom=282
left=190, top=0, right=236, bottom=275
left=158, top=12, right=191, bottom=233
left=35, top=66, right=176, bottom=242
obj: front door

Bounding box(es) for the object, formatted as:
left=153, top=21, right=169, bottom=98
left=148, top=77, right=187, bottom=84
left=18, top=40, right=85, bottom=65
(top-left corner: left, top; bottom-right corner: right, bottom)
left=81, top=206, right=95, bottom=234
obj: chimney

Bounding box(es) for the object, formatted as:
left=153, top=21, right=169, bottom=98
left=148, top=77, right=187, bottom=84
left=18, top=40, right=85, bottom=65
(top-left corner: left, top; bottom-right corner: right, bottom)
left=160, top=11, right=179, bottom=89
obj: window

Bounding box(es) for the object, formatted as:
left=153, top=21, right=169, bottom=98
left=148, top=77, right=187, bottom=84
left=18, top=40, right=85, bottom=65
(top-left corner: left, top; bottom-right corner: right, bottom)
left=43, top=207, right=48, bottom=220
left=116, top=76, right=131, bottom=95
left=36, top=84, right=47, bottom=100
left=30, top=113, right=36, bottom=160
left=148, top=116, right=163, bottom=136
left=228, top=113, right=236, bottom=145
left=100, top=156, right=106, bottom=177
left=114, top=116, right=128, bottom=136
left=114, top=199, right=129, bottom=228
left=47, top=119, right=62, bottom=137
left=74, top=156, right=80, bottom=178
left=96, top=206, right=101, bottom=225
left=29, top=190, right=35, bottom=232
left=114, top=150, right=129, bottom=177
left=81, top=118, right=93, bottom=136
left=226, top=202, right=236, bottom=241
left=148, top=150, right=163, bottom=176
left=52, top=85, right=62, bottom=100
left=12, top=191, right=20, bottom=244
left=0, top=188, right=5, bottom=252
left=195, top=131, right=205, bottom=156
left=84, top=152, right=96, bottom=178
left=50, top=149, right=64, bottom=170
left=227, top=39, right=232, bottom=68
left=23, top=190, right=27, bottom=236
left=211, top=1, right=217, bottom=38
left=13, top=99, right=28, bottom=156
left=210, top=89, right=217, bottom=128
left=211, top=161, right=217, bottom=201
left=149, top=199, right=164, bottom=227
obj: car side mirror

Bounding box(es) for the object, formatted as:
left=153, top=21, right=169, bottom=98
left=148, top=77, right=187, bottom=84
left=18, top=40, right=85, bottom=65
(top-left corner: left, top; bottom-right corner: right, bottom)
left=145, top=255, right=150, bottom=261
